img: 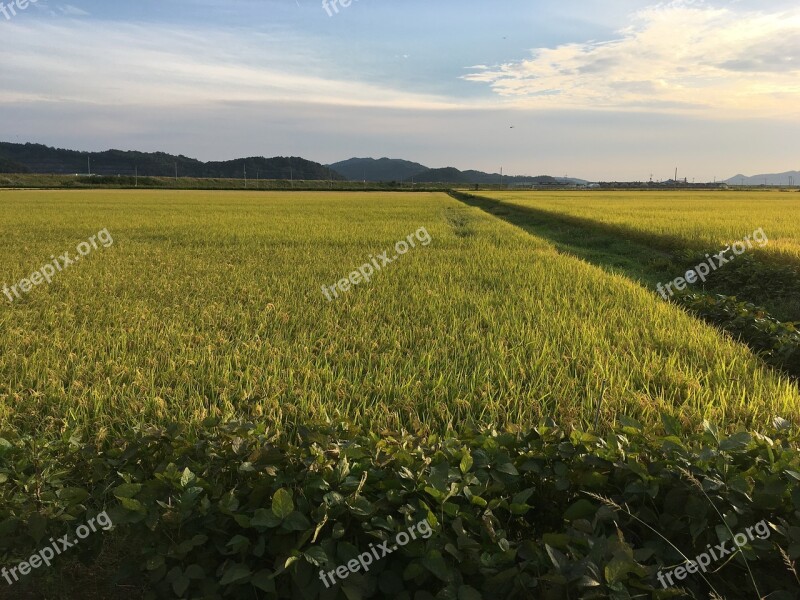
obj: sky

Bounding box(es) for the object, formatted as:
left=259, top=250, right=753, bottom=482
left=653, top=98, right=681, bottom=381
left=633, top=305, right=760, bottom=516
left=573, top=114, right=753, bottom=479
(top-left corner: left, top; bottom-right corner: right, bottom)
left=1, top=0, right=799, bottom=181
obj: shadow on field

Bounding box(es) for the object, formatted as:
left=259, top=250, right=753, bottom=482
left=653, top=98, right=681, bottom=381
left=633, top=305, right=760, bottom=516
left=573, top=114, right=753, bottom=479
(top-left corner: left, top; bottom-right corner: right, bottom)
left=449, top=190, right=800, bottom=380
left=447, top=191, right=675, bottom=289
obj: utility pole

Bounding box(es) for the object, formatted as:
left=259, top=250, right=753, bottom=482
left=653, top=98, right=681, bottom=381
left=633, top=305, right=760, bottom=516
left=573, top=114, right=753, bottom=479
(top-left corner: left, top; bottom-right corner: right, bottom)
left=244, top=162, right=247, bottom=188
left=135, top=166, right=138, bottom=187
left=88, top=156, right=91, bottom=176
left=500, top=167, right=503, bottom=188
left=175, top=162, right=178, bottom=181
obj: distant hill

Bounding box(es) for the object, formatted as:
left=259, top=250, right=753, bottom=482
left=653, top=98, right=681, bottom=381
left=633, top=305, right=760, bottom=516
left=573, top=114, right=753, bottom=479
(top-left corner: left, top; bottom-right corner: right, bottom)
left=327, top=157, right=428, bottom=182
left=725, top=171, right=799, bottom=186
left=0, top=142, right=344, bottom=180
left=328, top=157, right=589, bottom=185
left=411, top=167, right=582, bottom=186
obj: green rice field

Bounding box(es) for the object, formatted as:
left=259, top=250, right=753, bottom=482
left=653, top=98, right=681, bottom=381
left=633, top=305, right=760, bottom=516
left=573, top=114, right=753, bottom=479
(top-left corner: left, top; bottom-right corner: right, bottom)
left=477, top=190, right=800, bottom=262
left=1, top=189, right=798, bottom=437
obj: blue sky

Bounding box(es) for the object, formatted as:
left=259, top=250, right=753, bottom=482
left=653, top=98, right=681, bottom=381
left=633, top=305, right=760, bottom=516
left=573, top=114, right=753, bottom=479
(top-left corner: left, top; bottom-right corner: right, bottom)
left=1, top=0, right=799, bottom=180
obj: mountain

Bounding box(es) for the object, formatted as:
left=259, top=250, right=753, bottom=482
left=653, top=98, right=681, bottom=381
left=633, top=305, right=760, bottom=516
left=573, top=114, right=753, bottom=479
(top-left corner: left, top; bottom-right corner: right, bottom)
left=327, top=157, right=428, bottom=182
left=329, top=157, right=587, bottom=185
left=0, top=142, right=344, bottom=180
left=725, top=171, right=799, bottom=186
left=411, top=167, right=580, bottom=186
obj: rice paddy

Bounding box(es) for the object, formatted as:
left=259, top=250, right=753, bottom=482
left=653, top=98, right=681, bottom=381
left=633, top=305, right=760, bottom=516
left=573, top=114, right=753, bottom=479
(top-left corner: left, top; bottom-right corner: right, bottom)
left=478, top=190, right=800, bottom=263
left=1, top=189, right=798, bottom=439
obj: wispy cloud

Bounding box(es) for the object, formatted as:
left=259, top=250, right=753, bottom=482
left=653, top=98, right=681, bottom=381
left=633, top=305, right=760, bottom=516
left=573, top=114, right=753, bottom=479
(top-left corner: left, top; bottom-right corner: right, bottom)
left=58, top=4, right=89, bottom=16
left=0, top=20, right=471, bottom=111
left=464, top=1, right=800, bottom=116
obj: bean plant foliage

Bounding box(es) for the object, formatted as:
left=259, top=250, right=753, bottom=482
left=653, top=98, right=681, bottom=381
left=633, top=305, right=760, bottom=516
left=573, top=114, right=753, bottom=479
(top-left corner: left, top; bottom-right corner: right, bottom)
left=1, top=417, right=800, bottom=599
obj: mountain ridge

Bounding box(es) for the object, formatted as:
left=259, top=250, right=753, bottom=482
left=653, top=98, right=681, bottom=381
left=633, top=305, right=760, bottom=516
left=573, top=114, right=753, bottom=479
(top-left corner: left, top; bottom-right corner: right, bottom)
left=725, top=171, right=799, bottom=186
left=0, top=142, right=345, bottom=181
left=1, top=142, right=594, bottom=184
left=329, top=156, right=587, bottom=185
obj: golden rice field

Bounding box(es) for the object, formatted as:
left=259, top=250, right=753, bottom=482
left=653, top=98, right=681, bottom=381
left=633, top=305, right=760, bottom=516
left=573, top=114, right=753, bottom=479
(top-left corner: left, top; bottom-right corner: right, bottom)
left=478, top=190, right=800, bottom=263
left=0, top=189, right=798, bottom=439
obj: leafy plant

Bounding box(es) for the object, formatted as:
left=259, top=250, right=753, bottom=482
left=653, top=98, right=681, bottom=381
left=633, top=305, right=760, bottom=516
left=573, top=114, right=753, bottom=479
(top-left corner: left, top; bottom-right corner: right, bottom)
left=2, top=419, right=799, bottom=598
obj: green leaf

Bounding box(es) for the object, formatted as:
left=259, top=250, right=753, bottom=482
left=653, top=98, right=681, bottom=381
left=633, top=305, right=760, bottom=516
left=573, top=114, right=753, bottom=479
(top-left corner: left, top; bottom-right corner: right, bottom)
left=619, top=415, right=643, bottom=433
left=773, top=417, right=792, bottom=431
left=304, top=546, right=329, bottom=566
left=496, top=462, right=519, bottom=476
left=57, top=487, right=89, bottom=505
left=429, top=461, right=450, bottom=492
left=720, top=432, right=751, bottom=451
left=604, top=557, right=644, bottom=584
left=545, top=544, right=569, bottom=571
left=459, top=585, right=483, bottom=600
left=703, top=420, right=720, bottom=442
left=251, top=569, right=276, bottom=592
left=113, top=483, right=142, bottom=499
left=543, top=535, right=571, bottom=550
left=660, top=413, right=682, bottom=436
left=509, top=503, right=530, bottom=515
left=219, top=491, right=239, bottom=514
left=220, top=563, right=251, bottom=586
left=564, top=499, right=597, bottom=521
left=172, top=575, right=190, bottom=597
left=348, top=496, right=375, bottom=517
left=423, top=550, right=451, bottom=582
left=511, top=488, right=534, bottom=505
left=180, top=467, right=196, bottom=488
left=272, top=488, right=294, bottom=519
left=284, top=555, right=300, bottom=569
left=460, top=452, right=474, bottom=474
left=118, top=496, right=145, bottom=512
left=226, top=534, right=250, bottom=553
left=184, top=564, right=204, bottom=579
left=282, top=511, right=311, bottom=531
left=786, top=470, right=800, bottom=482
left=251, top=508, right=282, bottom=528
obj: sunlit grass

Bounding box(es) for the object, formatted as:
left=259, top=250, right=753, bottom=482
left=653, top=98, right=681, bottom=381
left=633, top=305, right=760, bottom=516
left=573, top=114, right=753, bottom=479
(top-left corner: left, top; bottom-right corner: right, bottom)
left=479, top=190, right=800, bottom=263
left=0, top=190, right=797, bottom=438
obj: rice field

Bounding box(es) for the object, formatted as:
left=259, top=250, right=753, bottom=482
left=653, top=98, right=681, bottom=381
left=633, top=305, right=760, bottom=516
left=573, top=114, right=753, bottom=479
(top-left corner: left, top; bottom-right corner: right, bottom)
left=0, top=189, right=798, bottom=439
left=478, top=190, right=800, bottom=263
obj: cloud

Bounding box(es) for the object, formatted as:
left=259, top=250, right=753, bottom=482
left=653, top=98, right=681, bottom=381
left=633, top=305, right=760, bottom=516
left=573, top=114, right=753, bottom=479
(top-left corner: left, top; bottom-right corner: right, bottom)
left=464, top=1, right=800, bottom=116
left=58, top=5, right=90, bottom=16
left=0, top=20, right=472, bottom=112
